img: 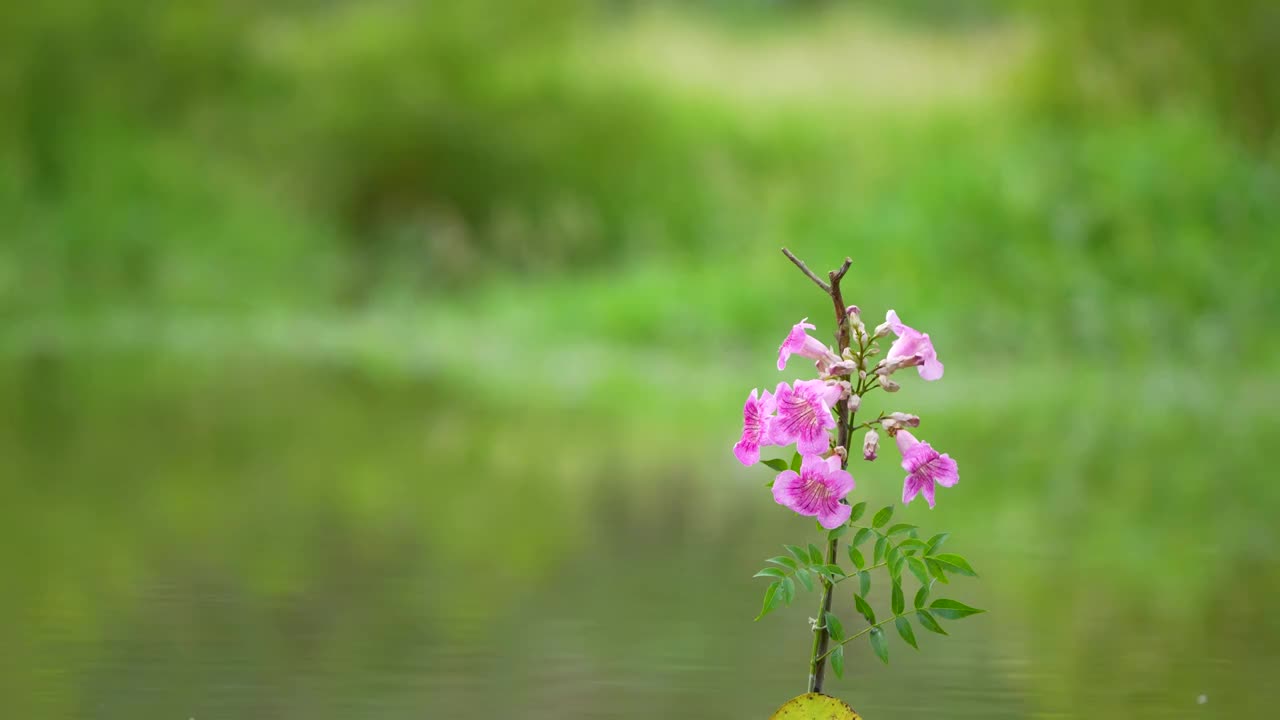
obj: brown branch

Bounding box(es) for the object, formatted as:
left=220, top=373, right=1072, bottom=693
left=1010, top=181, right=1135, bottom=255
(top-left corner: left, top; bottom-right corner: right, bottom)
left=782, top=251, right=857, bottom=696
left=781, top=247, right=831, bottom=294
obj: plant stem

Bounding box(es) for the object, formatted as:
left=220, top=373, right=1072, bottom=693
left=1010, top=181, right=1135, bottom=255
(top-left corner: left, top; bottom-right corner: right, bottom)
left=783, top=251, right=854, bottom=696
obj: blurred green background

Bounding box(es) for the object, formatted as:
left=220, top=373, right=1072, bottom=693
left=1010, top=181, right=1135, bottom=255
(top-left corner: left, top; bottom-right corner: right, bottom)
left=3, top=1, right=1278, bottom=718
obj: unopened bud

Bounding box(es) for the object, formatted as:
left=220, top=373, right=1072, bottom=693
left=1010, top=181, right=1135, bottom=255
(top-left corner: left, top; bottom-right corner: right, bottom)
left=876, top=354, right=924, bottom=376
left=846, top=305, right=861, bottom=317
left=833, top=445, right=848, bottom=462
left=887, top=412, right=920, bottom=428
left=846, top=393, right=862, bottom=412
left=873, top=321, right=892, bottom=340
left=879, top=376, right=900, bottom=392
left=862, top=429, right=879, bottom=461
left=824, top=359, right=858, bottom=378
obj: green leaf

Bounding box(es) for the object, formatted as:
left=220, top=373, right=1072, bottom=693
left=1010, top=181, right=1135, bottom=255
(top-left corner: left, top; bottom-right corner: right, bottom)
left=885, top=523, right=917, bottom=537
left=785, top=545, right=810, bottom=565
left=895, top=616, right=919, bottom=649
left=848, top=502, right=867, bottom=523
left=907, top=556, right=931, bottom=587
left=872, top=505, right=895, bottom=529
left=825, top=611, right=845, bottom=642
left=754, top=567, right=787, bottom=579
left=848, top=546, right=865, bottom=570
left=767, top=556, right=799, bottom=571
left=887, top=545, right=903, bottom=578
left=756, top=582, right=782, bottom=620
left=869, top=627, right=889, bottom=664
left=808, top=544, right=825, bottom=565
left=827, top=525, right=850, bottom=541
left=790, top=452, right=803, bottom=472
left=913, top=582, right=931, bottom=610
left=853, top=593, right=876, bottom=624
left=891, top=582, right=905, bottom=615
left=799, top=568, right=817, bottom=592
left=932, top=553, right=978, bottom=577
left=925, top=532, right=950, bottom=555
left=831, top=645, right=845, bottom=679
left=897, top=538, right=930, bottom=555
left=925, top=557, right=950, bottom=584
left=781, top=576, right=796, bottom=604
left=916, top=609, right=948, bottom=635
left=858, top=570, right=871, bottom=597
left=930, top=599, right=985, bottom=620
left=761, top=458, right=789, bottom=472
left=814, top=564, right=845, bottom=580
left=873, top=536, right=888, bottom=564
left=851, top=528, right=874, bottom=547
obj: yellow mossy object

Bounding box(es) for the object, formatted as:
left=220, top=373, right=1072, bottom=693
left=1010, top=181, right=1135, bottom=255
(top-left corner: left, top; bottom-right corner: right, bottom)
left=767, top=692, right=861, bottom=719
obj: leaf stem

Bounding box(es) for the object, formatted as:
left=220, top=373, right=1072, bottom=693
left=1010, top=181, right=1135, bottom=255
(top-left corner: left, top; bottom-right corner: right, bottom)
left=815, top=609, right=925, bottom=663
left=832, top=560, right=888, bottom=583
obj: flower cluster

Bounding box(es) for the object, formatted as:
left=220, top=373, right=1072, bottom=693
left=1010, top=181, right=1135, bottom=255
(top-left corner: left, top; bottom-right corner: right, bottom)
left=735, top=310, right=959, bottom=516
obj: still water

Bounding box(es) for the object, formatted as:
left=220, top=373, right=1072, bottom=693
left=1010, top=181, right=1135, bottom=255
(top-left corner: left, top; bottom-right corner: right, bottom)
left=5, top=353, right=1277, bottom=718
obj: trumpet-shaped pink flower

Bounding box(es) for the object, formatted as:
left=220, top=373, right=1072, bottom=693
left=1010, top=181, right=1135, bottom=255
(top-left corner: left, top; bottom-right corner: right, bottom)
left=883, top=310, right=944, bottom=381
left=772, top=454, right=855, bottom=529
left=778, top=319, right=839, bottom=372
left=771, top=380, right=842, bottom=455
left=733, top=388, right=777, bottom=466
left=895, top=430, right=959, bottom=508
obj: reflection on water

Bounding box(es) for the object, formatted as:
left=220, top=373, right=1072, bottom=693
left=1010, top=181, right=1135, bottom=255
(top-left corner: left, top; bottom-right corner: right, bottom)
left=4, top=353, right=1277, bottom=719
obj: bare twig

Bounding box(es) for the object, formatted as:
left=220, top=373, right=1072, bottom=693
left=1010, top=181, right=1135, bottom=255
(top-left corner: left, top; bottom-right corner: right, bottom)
left=781, top=248, right=831, bottom=294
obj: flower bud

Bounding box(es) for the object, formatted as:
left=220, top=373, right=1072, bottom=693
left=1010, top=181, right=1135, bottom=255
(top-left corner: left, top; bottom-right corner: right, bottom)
left=876, top=354, right=924, bottom=376
left=873, top=320, right=892, bottom=340
left=879, top=376, right=900, bottom=392
left=825, top=359, right=859, bottom=378
left=887, top=412, right=920, bottom=428
left=846, top=305, right=861, bottom=317
left=833, top=445, right=848, bottom=462
left=846, top=393, right=862, bottom=412
left=862, top=429, right=879, bottom=461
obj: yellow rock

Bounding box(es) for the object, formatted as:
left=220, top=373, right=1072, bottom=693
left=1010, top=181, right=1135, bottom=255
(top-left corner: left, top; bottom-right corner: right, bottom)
left=767, top=692, right=861, bottom=719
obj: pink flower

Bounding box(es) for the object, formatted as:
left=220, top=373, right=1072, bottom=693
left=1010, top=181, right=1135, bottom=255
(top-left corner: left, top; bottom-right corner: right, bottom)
left=895, top=430, right=959, bottom=508
left=772, top=454, right=855, bottom=529
left=882, top=310, right=944, bottom=381
left=733, top=388, right=777, bottom=466
left=777, top=318, right=839, bottom=372
left=771, top=380, right=842, bottom=455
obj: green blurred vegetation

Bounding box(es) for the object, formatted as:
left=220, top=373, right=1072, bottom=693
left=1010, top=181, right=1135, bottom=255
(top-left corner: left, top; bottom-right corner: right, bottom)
left=1, top=1, right=1276, bottom=364
left=2, top=1, right=1279, bottom=718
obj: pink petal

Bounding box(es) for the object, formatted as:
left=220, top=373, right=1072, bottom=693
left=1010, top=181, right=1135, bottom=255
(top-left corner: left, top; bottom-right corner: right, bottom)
left=796, top=430, right=830, bottom=455
left=902, top=474, right=923, bottom=504
left=933, top=454, right=959, bottom=487
left=885, top=309, right=906, bottom=335
left=919, top=478, right=937, bottom=508
left=919, top=353, right=944, bottom=381
left=771, top=470, right=805, bottom=508
left=827, top=468, right=855, bottom=497
left=895, top=430, right=921, bottom=457
left=733, top=439, right=760, bottom=466
left=817, top=502, right=852, bottom=530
